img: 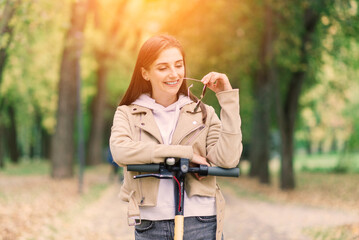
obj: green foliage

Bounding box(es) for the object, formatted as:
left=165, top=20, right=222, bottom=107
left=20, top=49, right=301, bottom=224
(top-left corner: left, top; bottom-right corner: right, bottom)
left=296, top=0, right=359, bottom=155
left=1, top=0, right=359, bottom=171
left=1, top=0, right=71, bottom=157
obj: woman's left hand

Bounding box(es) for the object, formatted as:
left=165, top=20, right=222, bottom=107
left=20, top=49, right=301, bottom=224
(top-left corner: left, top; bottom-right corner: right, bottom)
left=201, top=72, right=232, bottom=93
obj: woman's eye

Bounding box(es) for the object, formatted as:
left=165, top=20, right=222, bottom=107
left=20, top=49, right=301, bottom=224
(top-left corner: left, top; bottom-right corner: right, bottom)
left=158, top=67, right=167, bottom=71
left=176, top=65, right=183, bottom=68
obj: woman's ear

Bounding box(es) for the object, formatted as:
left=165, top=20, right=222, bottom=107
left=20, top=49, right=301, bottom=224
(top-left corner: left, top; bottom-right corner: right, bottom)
left=141, top=67, right=149, bottom=81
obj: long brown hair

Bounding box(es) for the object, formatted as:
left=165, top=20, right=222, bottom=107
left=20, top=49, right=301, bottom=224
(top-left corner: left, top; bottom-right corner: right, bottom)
left=119, top=34, right=207, bottom=123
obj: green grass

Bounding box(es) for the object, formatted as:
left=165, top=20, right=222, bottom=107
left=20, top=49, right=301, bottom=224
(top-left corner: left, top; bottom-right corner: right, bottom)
left=294, top=152, right=359, bottom=174
left=0, top=159, right=50, bottom=176
left=0, top=158, right=112, bottom=176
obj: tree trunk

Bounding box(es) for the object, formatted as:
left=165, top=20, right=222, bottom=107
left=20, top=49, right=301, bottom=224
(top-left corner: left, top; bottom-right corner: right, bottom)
left=86, top=56, right=107, bottom=165
left=0, top=126, right=4, bottom=168
left=275, top=6, right=321, bottom=190
left=50, top=1, right=88, bottom=179
left=41, top=127, right=51, bottom=160
left=8, top=105, right=20, bottom=163
left=249, top=3, right=274, bottom=184
left=249, top=87, right=271, bottom=183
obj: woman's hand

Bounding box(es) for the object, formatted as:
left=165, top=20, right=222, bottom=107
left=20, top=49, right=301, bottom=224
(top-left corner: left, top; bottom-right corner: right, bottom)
left=191, top=153, right=210, bottom=181
left=191, top=153, right=210, bottom=166
left=201, top=72, right=232, bottom=93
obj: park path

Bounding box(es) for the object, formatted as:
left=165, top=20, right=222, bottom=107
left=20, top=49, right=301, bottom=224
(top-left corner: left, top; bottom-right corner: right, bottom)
left=54, top=182, right=359, bottom=240
left=222, top=186, right=359, bottom=240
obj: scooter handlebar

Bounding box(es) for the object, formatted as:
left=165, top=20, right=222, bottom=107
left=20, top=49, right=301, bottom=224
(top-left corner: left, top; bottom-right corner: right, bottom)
left=127, top=164, right=239, bottom=177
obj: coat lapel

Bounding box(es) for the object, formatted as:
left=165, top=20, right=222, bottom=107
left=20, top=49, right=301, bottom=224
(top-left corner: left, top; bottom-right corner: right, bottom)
left=172, top=103, right=205, bottom=145
left=131, top=105, right=163, bottom=144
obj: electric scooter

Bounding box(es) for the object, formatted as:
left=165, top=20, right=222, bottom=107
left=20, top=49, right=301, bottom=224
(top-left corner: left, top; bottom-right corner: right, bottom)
left=127, top=157, right=239, bottom=240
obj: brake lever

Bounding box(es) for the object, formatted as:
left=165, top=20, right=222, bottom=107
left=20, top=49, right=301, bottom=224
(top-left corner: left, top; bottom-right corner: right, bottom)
left=133, top=173, right=173, bottom=179
left=133, top=164, right=173, bottom=179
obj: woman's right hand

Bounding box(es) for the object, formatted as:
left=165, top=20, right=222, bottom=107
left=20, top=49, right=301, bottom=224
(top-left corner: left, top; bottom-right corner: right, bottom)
left=191, top=153, right=210, bottom=166
left=191, top=153, right=210, bottom=180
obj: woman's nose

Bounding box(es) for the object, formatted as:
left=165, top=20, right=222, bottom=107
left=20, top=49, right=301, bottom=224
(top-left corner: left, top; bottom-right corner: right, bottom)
left=169, top=66, right=179, bottom=78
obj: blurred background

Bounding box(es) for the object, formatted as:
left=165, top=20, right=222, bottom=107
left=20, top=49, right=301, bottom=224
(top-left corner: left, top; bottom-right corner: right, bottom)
left=1, top=0, right=359, bottom=239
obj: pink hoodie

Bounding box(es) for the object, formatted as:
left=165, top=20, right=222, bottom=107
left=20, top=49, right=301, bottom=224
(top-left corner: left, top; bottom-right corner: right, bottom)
left=132, top=94, right=193, bottom=145
left=132, top=94, right=216, bottom=220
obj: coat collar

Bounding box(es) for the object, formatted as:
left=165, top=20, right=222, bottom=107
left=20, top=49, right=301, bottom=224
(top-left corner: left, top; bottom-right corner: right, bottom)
left=129, top=105, right=149, bottom=114
left=129, top=103, right=205, bottom=145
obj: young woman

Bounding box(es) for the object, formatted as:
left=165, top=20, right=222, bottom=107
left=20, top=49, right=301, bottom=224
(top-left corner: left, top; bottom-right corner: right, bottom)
left=110, top=34, right=242, bottom=240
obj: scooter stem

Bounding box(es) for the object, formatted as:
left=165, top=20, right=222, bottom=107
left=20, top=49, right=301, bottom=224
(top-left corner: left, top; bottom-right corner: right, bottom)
left=174, top=215, right=184, bottom=240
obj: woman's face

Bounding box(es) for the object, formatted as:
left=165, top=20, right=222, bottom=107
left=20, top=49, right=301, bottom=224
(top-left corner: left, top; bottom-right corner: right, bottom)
left=142, top=47, right=185, bottom=106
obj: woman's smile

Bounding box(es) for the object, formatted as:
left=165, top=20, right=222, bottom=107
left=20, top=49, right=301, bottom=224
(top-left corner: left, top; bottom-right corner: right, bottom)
left=164, top=79, right=180, bottom=86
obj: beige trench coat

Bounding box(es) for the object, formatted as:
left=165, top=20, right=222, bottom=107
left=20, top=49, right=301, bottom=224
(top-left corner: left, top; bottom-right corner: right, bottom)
left=110, top=89, right=242, bottom=240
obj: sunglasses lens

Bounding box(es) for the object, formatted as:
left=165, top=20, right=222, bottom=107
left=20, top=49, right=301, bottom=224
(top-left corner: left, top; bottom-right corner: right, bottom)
left=193, top=101, right=201, bottom=112
left=201, top=85, right=207, bottom=98
left=185, top=78, right=207, bottom=112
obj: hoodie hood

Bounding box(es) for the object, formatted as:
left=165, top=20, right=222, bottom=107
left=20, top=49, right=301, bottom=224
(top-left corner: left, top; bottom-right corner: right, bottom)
left=132, top=94, right=193, bottom=144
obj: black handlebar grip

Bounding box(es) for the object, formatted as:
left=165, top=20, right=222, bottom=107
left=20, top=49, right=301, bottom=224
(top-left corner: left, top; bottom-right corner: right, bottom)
left=127, top=164, right=160, bottom=172
left=207, top=167, right=239, bottom=177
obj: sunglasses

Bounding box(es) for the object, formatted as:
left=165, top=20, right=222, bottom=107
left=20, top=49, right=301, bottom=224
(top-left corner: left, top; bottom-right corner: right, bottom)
left=184, top=77, right=207, bottom=113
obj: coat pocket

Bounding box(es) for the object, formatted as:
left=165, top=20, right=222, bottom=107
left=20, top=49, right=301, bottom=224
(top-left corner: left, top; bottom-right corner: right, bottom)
left=135, top=220, right=154, bottom=232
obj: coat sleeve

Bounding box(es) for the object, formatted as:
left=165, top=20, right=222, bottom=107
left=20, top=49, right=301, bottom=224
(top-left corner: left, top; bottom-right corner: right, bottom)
left=109, top=106, right=193, bottom=167
left=206, top=89, right=242, bottom=168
